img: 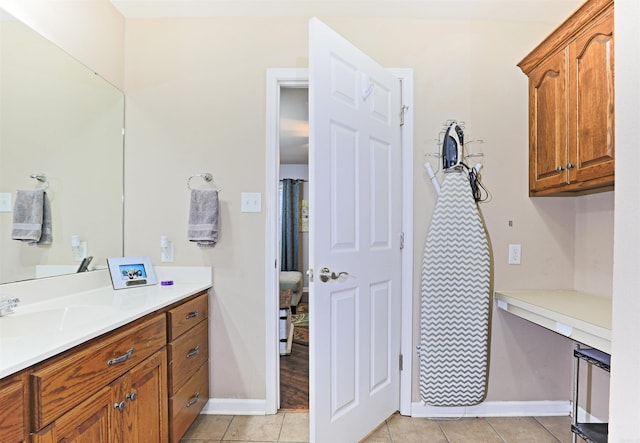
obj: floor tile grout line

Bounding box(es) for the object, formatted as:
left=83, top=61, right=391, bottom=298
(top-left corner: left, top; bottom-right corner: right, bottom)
left=220, top=415, right=235, bottom=441
left=276, top=411, right=288, bottom=443
left=485, top=418, right=508, bottom=443
left=434, top=418, right=451, bottom=442
left=384, top=419, right=392, bottom=443
left=532, top=417, right=563, bottom=443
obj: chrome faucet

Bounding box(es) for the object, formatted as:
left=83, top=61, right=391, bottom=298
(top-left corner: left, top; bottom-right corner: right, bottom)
left=0, top=297, right=20, bottom=316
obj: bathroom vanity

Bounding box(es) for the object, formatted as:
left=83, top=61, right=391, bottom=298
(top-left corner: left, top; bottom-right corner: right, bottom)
left=0, top=267, right=211, bottom=443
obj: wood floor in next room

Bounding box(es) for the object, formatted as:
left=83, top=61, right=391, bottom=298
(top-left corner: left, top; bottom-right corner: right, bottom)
left=180, top=413, right=584, bottom=442
left=280, top=341, right=309, bottom=410
left=280, top=300, right=309, bottom=411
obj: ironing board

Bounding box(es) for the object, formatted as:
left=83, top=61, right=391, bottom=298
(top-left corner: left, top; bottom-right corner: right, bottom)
left=419, top=170, right=491, bottom=406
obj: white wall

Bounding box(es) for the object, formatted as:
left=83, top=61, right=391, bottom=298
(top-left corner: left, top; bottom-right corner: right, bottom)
left=3, top=0, right=621, bottom=420
left=123, top=13, right=612, bottom=404
left=0, top=0, right=125, bottom=89
left=609, top=0, right=640, bottom=440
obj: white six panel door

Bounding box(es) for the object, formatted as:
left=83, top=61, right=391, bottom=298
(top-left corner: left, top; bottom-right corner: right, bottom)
left=308, top=18, right=402, bottom=443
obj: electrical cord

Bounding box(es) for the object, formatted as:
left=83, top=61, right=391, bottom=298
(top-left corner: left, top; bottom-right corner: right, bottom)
left=461, top=163, right=489, bottom=202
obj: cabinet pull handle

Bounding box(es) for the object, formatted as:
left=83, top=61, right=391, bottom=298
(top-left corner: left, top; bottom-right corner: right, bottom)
left=185, top=310, right=200, bottom=320
left=114, top=401, right=126, bottom=412
left=566, top=162, right=575, bottom=169
left=126, top=391, right=138, bottom=401
left=556, top=165, right=565, bottom=172
left=186, top=392, right=200, bottom=408
left=107, top=347, right=135, bottom=366
left=186, top=345, right=200, bottom=359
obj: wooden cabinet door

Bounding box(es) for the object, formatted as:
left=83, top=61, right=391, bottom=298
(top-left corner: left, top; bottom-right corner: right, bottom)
left=0, top=377, right=25, bottom=443
left=528, top=48, right=568, bottom=193
left=568, top=7, right=614, bottom=185
left=112, top=349, right=168, bottom=443
left=31, top=386, right=112, bottom=443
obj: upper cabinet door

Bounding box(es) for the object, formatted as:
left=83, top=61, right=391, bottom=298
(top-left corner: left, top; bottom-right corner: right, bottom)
left=568, top=8, right=615, bottom=185
left=528, top=49, right=569, bottom=193
left=519, top=0, right=614, bottom=196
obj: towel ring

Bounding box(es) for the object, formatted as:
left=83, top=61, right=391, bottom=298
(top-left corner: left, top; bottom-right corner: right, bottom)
left=30, top=173, right=49, bottom=190
left=187, top=173, right=220, bottom=191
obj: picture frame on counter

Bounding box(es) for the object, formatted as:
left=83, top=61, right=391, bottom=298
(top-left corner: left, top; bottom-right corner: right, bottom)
left=107, top=256, right=157, bottom=290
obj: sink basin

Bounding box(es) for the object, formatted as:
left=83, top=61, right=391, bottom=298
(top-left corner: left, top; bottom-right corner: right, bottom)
left=0, top=305, right=116, bottom=337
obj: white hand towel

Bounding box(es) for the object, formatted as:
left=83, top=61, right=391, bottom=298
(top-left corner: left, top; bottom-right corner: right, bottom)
left=12, top=190, right=52, bottom=245
left=188, top=189, right=219, bottom=247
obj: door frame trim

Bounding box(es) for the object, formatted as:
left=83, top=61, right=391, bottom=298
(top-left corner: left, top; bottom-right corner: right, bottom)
left=264, top=68, right=414, bottom=416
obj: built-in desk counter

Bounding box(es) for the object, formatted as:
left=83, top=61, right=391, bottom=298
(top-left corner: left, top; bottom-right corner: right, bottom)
left=494, top=290, right=612, bottom=354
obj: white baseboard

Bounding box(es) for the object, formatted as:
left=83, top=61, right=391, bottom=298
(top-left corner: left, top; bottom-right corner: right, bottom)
left=200, top=398, right=605, bottom=424
left=202, top=398, right=267, bottom=415
left=411, top=400, right=571, bottom=418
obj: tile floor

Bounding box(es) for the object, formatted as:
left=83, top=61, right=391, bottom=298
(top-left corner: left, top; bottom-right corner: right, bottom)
left=180, top=412, right=585, bottom=442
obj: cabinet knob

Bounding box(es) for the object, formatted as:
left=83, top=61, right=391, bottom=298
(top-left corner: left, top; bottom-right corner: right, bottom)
left=566, top=162, right=575, bottom=169
left=556, top=165, right=565, bottom=172
left=126, top=391, right=138, bottom=401
left=114, top=401, right=126, bottom=412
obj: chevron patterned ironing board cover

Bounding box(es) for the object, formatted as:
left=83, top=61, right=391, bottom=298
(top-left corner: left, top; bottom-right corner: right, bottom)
left=419, top=170, right=491, bottom=406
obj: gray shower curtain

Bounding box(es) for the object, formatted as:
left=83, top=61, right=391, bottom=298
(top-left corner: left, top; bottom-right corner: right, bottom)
left=280, top=179, right=301, bottom=271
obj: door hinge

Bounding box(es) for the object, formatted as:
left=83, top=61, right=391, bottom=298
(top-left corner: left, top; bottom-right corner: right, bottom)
left=400, top=105, right=409, bottom=127
left=399, top=354, right=403, bottom=371
left=400, top=232, right=405, bottom=250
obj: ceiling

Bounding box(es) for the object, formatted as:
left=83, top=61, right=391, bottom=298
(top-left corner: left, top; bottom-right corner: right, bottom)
left=110, top=0, right=583, bottom=23
left=109, top=0, right=584, bottom=165
left=280, top=88, right=309, bottom=165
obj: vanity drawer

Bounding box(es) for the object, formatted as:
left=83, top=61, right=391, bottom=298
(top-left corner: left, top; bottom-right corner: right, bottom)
left=167, top=292, right=208, bottom=341
left=168, top=319, right=208, bottom=393
left=169, top=361, right=209, bottom=443
left=0, top=375, right=25, bottom=443
left=31, top=314, right=166, bottom=430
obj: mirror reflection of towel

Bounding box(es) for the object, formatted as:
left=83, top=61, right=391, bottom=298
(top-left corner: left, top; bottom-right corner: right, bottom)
left=188, top=189, right=219, bottom=247
left=12, top=190, right=52, bottom=245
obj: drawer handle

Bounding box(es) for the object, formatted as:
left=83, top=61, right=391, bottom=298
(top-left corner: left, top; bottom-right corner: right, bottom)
left=107, top=347, right=135, bottom=367
left=186, top=345, right=200, bottom=359
left=114, top=401, right=126, bottom=412
left=186, top=392, right=200, bottom=408
left=185, top=310, right=200, bottom=320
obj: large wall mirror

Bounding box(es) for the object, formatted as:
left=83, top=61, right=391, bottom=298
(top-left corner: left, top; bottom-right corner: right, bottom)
left=0, top=8, right=124, bottom=284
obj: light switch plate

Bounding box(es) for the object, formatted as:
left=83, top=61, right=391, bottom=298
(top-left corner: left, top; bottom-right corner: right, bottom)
left=241, top=192, right=262, bottom=213
left=0, top=192, right=11, bottom=212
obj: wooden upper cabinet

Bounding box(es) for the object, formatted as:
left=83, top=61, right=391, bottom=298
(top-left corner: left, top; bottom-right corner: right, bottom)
left=569, top=9, right=615, bottom=185
left=519, top=0, right=614, bottom=196
left=529, top=49, right=568, bottom=192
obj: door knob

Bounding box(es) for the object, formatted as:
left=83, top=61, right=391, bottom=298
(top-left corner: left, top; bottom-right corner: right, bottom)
left=319, top=267, right=349, bottom=283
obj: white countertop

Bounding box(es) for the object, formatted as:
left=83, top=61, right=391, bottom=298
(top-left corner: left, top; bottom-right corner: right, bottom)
left=495, top=289, right=612, bottom=354
left=0, top=267, right=212, bottom=379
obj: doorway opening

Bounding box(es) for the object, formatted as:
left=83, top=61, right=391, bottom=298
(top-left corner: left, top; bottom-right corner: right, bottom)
left=264, top=67, right=414, bottom=418
left=278, top=86, right=310, bottom=411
